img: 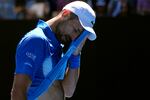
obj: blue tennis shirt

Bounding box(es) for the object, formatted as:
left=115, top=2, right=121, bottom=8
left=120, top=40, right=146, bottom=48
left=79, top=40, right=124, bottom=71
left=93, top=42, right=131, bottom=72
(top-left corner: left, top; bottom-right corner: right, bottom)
left=15, top=19, right=67, bottom=94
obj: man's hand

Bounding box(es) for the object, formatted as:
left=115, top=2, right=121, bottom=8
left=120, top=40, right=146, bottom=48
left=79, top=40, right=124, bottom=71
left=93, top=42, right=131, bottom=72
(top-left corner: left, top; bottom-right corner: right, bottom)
left=68, top=35, right=88, bottom=69
left=73, top=36, right=88, bottom=55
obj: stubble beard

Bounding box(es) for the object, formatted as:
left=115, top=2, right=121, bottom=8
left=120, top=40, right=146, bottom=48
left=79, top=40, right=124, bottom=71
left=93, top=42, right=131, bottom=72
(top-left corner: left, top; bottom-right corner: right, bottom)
left=55, top=21, right=72, bottom=45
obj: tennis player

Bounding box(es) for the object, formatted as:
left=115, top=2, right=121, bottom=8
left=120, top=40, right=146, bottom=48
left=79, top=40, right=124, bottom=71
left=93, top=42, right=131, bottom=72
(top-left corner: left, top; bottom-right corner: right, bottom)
left=11, top=1, right=97, bottom=100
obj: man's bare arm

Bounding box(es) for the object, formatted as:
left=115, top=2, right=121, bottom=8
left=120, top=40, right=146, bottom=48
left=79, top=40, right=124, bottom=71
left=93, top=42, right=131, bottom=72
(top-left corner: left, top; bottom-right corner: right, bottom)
left=61, top=67, right=80, bottom=98
left=62, top=36, right=87, bottom=98
left=11, top=74, right=31, bottom=100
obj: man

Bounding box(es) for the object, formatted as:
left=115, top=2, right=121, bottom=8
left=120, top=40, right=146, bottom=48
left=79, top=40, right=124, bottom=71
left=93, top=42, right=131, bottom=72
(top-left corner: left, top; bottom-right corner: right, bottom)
left=11, top=1, right=97, bottom=100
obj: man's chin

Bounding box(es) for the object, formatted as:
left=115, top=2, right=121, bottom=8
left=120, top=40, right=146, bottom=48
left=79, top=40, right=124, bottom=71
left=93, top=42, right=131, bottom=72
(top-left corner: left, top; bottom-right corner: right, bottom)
left=61, top=38, right=72, bottom=45
left=62, top=41, right=71, bottom=46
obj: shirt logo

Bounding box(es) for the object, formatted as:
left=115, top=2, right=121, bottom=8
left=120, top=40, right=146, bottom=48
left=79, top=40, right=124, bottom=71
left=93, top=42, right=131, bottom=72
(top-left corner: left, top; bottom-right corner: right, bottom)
left=26, top=52, right=36, bottom=61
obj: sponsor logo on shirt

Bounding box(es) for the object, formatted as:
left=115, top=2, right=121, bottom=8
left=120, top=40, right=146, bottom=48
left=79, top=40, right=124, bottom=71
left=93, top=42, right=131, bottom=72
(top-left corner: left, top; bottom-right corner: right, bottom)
left=26, top=52, right=36, bottom=61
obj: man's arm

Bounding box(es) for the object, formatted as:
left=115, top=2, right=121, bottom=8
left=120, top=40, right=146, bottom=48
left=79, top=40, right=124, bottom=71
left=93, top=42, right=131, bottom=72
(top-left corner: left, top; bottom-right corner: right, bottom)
left=61, top=67, right=80, bottom=98
left=11, top=74, right=31, bottom=100
left=62, top=36, right=87, bottom=98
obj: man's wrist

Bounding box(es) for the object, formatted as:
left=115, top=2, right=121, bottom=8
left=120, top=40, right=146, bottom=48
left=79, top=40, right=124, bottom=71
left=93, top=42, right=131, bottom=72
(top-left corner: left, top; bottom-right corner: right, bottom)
left=68, top=54, right=81, bottom=69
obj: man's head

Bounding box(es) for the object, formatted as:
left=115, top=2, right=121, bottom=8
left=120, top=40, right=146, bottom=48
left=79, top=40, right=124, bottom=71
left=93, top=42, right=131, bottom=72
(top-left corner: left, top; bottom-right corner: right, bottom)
left=63, top=1, right=97, bottom=41
left=55, top=10, right=83, bottom=44
left=54, top=1, right=96, bottom=45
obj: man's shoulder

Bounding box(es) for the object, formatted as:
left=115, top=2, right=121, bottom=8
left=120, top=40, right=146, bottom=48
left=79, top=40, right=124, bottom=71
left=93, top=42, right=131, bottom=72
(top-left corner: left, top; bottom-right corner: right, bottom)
left=27, top=27, right=47, bottom=40
left=19, top=27, right=47, bottom=44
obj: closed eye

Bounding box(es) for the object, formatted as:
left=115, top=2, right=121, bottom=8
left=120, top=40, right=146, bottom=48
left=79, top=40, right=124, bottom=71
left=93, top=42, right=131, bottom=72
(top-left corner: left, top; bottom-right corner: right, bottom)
left=74, top=28, right=78, bottom=33
left=74, top=27, right=84, bottom=35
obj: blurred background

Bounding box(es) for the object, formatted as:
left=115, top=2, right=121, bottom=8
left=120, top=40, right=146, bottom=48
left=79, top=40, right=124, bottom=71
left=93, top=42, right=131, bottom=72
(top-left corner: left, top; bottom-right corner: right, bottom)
left=0, top=0, right=150, bottom=99
left=0, top=0, right=150, bottom=20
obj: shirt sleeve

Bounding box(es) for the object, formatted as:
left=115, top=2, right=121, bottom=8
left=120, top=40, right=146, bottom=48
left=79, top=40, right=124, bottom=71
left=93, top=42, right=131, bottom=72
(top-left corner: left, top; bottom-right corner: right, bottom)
left=15, top=36, right=45, bottom=80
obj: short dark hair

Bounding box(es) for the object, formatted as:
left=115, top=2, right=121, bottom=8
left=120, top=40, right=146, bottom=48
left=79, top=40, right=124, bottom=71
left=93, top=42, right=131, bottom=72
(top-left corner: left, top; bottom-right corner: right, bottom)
left=69, top=12, right=78, bottom=20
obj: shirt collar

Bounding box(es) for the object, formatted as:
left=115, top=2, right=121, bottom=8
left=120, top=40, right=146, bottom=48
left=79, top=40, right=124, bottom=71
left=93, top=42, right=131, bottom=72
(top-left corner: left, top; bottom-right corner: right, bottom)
left=36, top=19, right=61, bottom=48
